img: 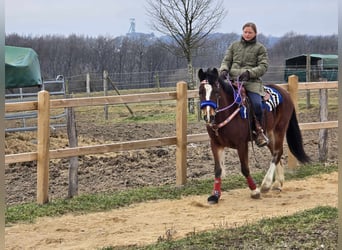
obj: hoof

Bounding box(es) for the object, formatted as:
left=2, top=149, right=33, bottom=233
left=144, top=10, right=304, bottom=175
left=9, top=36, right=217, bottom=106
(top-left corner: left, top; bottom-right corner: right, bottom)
left=260, top=185, right=271, bottom=193
left=272, top=186, right=282, bottom=192
left=251, top=188, right=261, bottom=199
left=207, top=195, right=219, bottom=204
left=271, top=181, right=283, bottom=191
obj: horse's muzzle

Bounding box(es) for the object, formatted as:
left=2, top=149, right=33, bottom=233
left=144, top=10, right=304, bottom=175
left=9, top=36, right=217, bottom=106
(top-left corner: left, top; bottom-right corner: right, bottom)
left=203, top=114, right=215, bottom=124
left=201, top=107, right=216, bottom=124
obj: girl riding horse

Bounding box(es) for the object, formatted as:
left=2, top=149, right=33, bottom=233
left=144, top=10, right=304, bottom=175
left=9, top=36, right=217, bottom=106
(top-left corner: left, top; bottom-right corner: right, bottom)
left=198, top=67, right=310, bottom=204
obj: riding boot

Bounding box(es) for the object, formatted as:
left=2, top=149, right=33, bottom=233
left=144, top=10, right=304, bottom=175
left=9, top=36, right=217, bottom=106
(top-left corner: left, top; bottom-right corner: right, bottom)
left=254, top=120, right=269, bottom=147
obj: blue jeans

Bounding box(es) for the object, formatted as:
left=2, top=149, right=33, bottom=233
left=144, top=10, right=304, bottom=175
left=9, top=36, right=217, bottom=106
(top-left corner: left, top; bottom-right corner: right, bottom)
left=247, top=91, right=263, bottom=122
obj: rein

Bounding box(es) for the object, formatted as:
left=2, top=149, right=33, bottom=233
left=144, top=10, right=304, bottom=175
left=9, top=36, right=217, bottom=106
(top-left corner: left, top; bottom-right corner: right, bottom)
left=211, top=107, right=240, bottom=130
left=215, top=79, right=244, bottom=114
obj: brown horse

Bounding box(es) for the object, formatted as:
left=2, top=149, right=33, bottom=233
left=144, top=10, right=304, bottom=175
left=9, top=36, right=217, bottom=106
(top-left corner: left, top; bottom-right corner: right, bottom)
left=198, top=68, right=310, bottom=204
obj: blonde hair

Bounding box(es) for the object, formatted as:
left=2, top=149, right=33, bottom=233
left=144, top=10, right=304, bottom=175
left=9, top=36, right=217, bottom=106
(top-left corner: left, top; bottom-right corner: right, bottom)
left=242, top=22, right=257, bottom=34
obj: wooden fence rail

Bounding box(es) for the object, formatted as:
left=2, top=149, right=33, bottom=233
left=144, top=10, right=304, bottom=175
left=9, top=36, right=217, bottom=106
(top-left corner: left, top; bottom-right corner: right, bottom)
left=5, top=75, right=338, bottom=204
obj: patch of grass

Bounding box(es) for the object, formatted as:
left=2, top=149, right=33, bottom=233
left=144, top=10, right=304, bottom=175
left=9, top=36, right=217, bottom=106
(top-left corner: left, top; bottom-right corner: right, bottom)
left=284, top=162, right=337, bottom=179
left=297, top=89, right=338, bottom=112
left=107, top=206, right=337, bottom=250
left=5, top=164, right=337, bottom=225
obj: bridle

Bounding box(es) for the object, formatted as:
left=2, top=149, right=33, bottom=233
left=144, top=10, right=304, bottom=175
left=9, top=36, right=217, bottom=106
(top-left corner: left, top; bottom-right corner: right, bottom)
left=200, top=78, right=244, bottom=134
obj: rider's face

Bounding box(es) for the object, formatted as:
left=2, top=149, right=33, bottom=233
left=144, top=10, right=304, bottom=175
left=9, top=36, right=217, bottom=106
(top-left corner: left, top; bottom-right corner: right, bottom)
left=242, top=27, right=256, bottom=41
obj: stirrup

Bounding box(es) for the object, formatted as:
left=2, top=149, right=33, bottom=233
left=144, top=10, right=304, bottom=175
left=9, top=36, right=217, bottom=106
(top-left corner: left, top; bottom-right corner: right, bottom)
left=256, top=132, right=269, bottom=147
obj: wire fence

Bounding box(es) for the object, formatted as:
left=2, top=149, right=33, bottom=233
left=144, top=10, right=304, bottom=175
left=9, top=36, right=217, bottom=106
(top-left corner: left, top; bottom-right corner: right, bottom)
left=64, top=65, right=337, bottom=94
left=5, top=65, right=337, bottom=133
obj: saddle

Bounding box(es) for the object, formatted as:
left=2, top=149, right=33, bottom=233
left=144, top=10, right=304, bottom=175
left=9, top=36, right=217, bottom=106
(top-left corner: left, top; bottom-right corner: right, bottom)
left=231, top=82, right=283, bottom=119
left=232, top=81, right=271, bottom=106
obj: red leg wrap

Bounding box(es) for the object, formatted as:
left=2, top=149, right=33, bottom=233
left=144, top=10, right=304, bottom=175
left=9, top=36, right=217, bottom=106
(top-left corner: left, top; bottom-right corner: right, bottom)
left=247, top=176, right=256, bottom=190
left=213, top=178, right=221, bottom=197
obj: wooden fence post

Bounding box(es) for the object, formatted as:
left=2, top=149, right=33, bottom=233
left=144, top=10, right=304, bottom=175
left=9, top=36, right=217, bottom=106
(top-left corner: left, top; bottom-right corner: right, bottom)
left=318, top=78, right=328, bottom=162
left=37, top=90, right=50, bottom=204
left=67, top=106, right=79, bottom=198
left=287, top=75, right=299, bottom=169
left=103, top=70, right=109, bottom=120
left=176, top=81, right=187, bottom=185
left=86, top=73, right=91, bottom=96
left=306, top=54, right=311, bottom=108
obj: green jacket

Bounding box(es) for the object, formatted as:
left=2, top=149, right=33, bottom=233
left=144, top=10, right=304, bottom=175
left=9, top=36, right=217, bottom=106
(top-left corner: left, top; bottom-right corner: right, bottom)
left=219, top=37, right=269, bottom=95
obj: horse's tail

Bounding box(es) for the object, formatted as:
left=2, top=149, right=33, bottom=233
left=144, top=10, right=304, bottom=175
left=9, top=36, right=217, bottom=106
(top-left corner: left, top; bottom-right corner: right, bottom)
left=286, top=110, right=311, bottom=164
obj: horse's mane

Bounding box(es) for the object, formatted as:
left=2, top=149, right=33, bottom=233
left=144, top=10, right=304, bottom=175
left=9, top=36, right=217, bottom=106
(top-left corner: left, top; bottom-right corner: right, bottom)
left=218, top=77, right=234, bottom=97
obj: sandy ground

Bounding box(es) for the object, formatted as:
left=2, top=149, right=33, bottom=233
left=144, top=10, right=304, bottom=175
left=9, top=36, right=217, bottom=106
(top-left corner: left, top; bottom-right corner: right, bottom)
left=5, top=172, right=338, bottom=250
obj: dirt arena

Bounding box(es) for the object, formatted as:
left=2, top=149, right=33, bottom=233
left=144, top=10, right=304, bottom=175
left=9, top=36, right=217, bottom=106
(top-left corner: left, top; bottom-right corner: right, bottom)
left=5, top=107, right=338, bottom=205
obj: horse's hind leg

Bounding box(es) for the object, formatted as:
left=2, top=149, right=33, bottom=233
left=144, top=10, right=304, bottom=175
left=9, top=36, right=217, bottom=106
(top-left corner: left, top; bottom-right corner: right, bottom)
left=272, top=161, right=284, bottom=191
left=261, top=129, right=285, bottom=193
left=260, top=162, right=276, bottom=193
left=261, top=158, right=284, bottom=192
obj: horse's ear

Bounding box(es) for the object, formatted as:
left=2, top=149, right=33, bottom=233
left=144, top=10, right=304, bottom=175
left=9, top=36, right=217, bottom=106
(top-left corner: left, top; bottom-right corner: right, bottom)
left=213, top=68, right=219, bottom=77
left=198, top=68, right=205, bottom=80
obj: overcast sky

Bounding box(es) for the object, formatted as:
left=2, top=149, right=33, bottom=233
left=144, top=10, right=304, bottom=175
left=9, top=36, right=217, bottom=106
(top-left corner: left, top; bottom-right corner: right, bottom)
left=5, top=0, right=338, bottom=38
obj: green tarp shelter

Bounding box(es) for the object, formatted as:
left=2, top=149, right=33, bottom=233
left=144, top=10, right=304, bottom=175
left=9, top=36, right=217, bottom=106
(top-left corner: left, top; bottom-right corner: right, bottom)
left=284, top=54, right=338, bottom=82
left=5, top=45, right=42, bottom=89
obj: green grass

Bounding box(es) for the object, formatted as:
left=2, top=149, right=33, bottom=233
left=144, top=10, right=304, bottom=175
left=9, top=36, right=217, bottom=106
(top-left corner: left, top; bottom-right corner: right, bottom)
left=297, top=89, right=338, bottom=112
left=6, top=163, right=337, bottom=225
left=74, top=101, right=200, bottom=124
left=107, top=206, right=337, bottom=250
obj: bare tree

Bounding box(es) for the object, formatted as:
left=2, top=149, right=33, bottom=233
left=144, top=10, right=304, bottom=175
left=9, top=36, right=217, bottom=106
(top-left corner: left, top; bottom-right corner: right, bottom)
left=146, top=0, right=227, bottom=112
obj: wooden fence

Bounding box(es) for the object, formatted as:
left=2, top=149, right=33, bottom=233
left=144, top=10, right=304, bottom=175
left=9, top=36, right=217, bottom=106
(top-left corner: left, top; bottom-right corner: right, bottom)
left=5, top=75, right=338, bottom=204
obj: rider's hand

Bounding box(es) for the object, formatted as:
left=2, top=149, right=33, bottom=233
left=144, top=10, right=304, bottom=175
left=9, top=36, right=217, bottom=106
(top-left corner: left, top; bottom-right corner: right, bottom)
left=219, top=70, right=228, bottom=79
left=239, top=70, right=250, bottom=81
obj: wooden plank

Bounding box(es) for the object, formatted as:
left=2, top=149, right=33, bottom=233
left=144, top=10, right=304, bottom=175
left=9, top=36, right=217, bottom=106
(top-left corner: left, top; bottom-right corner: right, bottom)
left=49, top=137, right=177, bottom=159
left=50, top=92, right=178, bottom=109
left=187, top=133, right=209, bottom=143
left=37, top=91, right=50, bottom=204
left=266, top=82, right=338, bottom=91
left=5, top=152, right=37, bottom=164
left=176, top=81, right=187, bottom=186
left=299, top=121, right=338, bottom=130
left=187, top=90, right=198, bottom=98
left=276, top=83, right=289, bottom=90
left=4, top=134, right=209, bottom=164
left=298, top=82, right=338, bottom=90
left=5, top=135, right=209, bottom=165
left=5, top=101, right=38, bottom=112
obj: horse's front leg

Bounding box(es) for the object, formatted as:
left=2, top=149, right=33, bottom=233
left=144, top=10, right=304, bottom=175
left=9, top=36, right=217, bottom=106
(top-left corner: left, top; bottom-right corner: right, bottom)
left=207, top=145, right=225, bottom=204
left=237, top=144, right=260, bottom=199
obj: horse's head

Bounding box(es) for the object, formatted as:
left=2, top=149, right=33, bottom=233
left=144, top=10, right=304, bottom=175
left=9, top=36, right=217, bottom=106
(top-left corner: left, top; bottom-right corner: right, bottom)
left=198, top=68, right=221, bottom=124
